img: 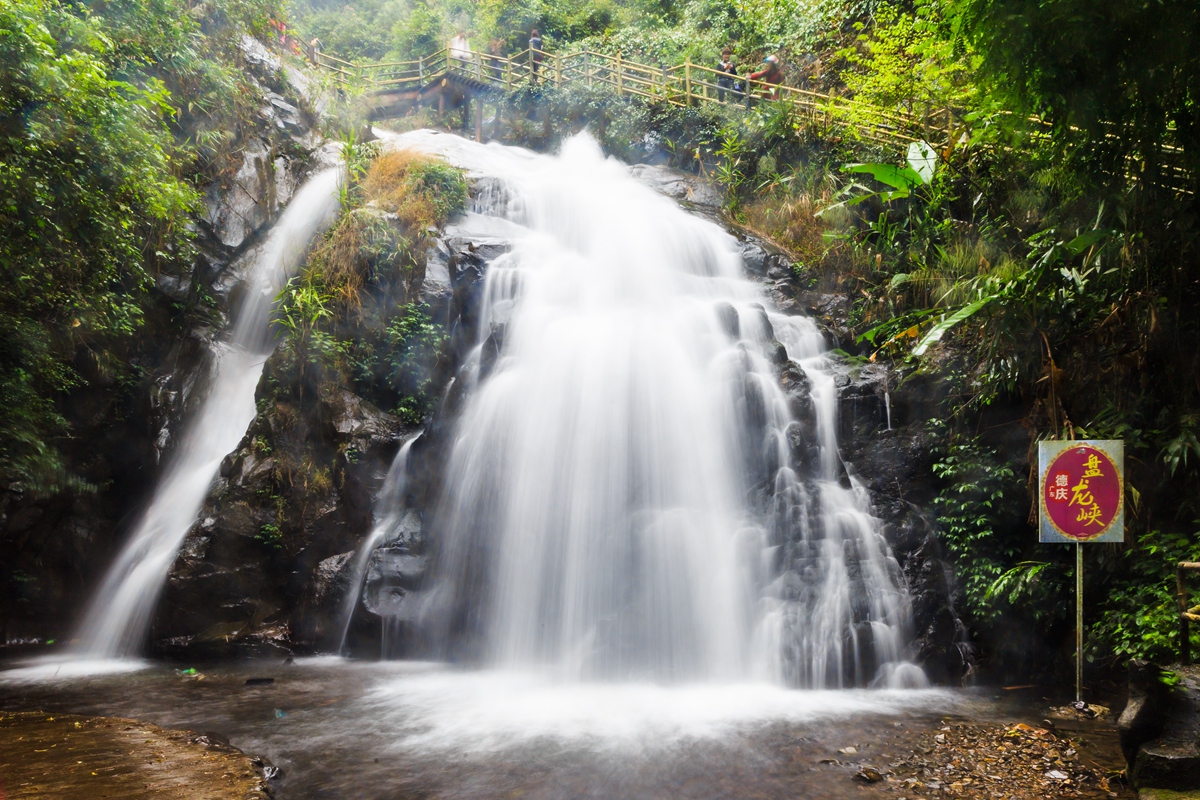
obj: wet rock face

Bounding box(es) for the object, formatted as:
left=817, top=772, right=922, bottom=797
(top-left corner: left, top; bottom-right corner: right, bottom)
left=155, top=380, right=400, bottom=657
left=363, top=550, right=428, bottom=617
left=0, top=36, right=328, bottom=645
left=195, top=49, right=320, bottom=262
left=840, top=387, right=969, bottom=684
left=730, top=224, right=970, bottom=685
left=628, top=163, right=725, bottom=209
left=1119, top=660, right=1170, bottom=768
left=1125, top=663, right=1200, bottom=791
left=201, top=139, right=299, bottom=251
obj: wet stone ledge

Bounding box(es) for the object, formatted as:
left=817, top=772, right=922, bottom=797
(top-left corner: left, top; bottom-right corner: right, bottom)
left=0, top=712, right=272, bottom=799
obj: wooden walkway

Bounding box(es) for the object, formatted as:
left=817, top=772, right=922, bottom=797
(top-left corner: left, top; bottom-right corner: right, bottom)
left=313, top=47, right=1191, bottom=191
left=314, top=47, right=946, bottom=150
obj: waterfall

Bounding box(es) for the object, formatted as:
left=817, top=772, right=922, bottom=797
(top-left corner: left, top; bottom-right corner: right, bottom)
left=391, top=130, right=924, bottom=688
left=336, top=434, right=419, bottom=653
left=72, top=168, right=341, bottom=660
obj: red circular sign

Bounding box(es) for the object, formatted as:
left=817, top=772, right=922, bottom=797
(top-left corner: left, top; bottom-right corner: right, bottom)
left=1042, top=445, right=1122, bottom=541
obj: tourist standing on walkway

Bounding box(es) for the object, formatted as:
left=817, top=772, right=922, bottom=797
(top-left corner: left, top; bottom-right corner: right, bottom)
left=748, top=54, right=783, bottom=101
left=450, top=29, right=472, bottom=62
left=529, top=29, right=543, bottom=83
left=488, top=38, right=504, bottom=79
left=716, top=49, right=738, bottom=102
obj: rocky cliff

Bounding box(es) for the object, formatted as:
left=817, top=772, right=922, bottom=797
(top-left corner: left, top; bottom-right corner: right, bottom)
left=0, top=37, right=331, bottom=647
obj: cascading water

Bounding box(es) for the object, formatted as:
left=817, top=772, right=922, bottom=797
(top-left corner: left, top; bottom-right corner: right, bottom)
left=336, top=435, right=419, bottom=652
left=390, top=130, right=925, bottom=688
left=72, top=168, right=341, bottom=660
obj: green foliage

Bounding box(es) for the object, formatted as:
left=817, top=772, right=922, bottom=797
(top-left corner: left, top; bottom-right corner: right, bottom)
left=303, top=0, right=403, bottom=61
left=256, top=522, right=284, bottom=549
left=929, top=427, right=1051, bottom=623
left=402, top=159, right=469, bottom=224
left=0, top=0, right=198, bottom=494
left=835, top=1, right=987, bottom=139
left=1091, top=530, right=1200, bottom=665
left=272, top=144, right=457, bottom=427
left=380, top=305, right=447, bottom=425
left=392, top=1, right=448, bottom=60
left=959, top=0, right=1200, bottom=185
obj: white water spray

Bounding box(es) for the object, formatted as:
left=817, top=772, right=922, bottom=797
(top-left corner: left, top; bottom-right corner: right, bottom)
left=72, top=169, right=341, bottom=659
left=391, top=131, right=923, bottom=688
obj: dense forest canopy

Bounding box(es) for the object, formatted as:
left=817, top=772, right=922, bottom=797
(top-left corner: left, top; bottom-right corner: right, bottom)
left=292, top=0, right=875, bottom=64
left=3, top=0, right=1199, bottom=682
left=0, top=0, right=279, bottom=495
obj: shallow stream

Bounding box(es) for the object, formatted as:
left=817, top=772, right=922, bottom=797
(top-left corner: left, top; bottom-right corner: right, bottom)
left=0, top=657, right=1127, bottom=799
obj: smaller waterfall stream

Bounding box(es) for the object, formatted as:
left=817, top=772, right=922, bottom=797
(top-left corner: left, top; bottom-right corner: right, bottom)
left=72, top=168, right=341, bottom=660
left=337, top=435, right=419, bottom=652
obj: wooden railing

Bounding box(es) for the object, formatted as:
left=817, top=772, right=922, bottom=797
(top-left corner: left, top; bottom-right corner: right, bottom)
left=313, top=47, right=944, bottom=149
left=311, top=46, right=1191, bottom=189
left=1178, top=561, right=1200, bottom=663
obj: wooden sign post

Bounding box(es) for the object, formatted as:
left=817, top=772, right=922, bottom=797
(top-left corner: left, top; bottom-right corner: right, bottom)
left=1039, top=440, right=1124, bottom=703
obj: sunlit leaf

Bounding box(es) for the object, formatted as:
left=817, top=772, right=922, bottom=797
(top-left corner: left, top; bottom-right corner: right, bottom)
left=906, top=140, right=938, bottom=184
left=912, top=296, right=994, bottom=356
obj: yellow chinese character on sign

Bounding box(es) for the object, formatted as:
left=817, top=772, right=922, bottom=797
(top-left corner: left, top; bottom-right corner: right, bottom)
left=1069, top=478, right=1094, bottom=508
left=1076, top=502, right=1104, bottom=527
left=1082, top=453, right=1104, bottom=478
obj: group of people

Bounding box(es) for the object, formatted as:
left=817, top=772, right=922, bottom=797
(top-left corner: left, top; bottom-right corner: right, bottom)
left=716, top=49, right=784, bottom=102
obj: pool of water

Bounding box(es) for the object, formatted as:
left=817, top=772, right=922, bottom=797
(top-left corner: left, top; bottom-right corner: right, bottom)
left=0, top=656, right=1102, bottom=799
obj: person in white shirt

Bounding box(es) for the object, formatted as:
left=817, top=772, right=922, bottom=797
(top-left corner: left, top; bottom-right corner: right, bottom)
left=449, top=30, right=471, bottom=62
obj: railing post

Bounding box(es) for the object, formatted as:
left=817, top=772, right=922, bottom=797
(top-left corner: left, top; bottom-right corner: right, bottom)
left=585, top=49, right=592, bottom=88
left=555, top=53, right=562, bottom=88
left=475, top=51, right=482, bottom=81
left=616, top=52, right=622, bottom=96
left=685, top=60, right=692, bottom=106
left=1181, top=563, right=1193, bottom=665
left=418, top=56, right=424, bottom=85
left=505, top=56, right=512, bottom=91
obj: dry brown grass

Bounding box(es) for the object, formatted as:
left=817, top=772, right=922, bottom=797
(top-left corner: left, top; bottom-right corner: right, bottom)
left=297, top=148, right=463, bottom=310
left=305, top=211, right=371, bottom=307
left=361, top=149, right=443, bottom=229
left=742, top=192, right=833, bottom=268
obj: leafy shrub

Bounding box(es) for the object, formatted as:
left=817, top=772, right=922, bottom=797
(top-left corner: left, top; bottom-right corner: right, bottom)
left=361, top=149, right=469, bottom=228
left=1092, top=530, right=1200, bottom=665
left=0, top=0, right=198, bottom=494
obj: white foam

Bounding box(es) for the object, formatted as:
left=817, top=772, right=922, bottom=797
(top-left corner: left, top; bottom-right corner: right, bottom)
left=356, top=668, right=956, bottom=753
left=0, top=656, right=148, bottom=684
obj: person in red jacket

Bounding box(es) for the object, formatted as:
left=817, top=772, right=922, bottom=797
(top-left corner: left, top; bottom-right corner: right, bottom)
left=748, top=54, right=783, bottom=101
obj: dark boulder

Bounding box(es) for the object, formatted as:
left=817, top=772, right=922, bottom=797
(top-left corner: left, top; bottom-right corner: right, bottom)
left=1119, top=660, right=1171, bottom=767
left=362, top=550, right=429, bottom=617
left=1125, top=663, right=1200, bottom=791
